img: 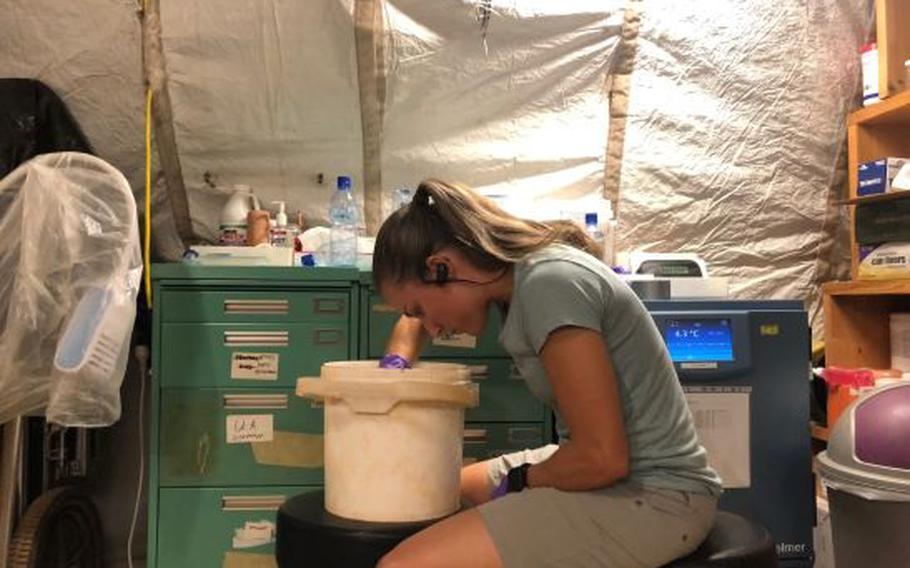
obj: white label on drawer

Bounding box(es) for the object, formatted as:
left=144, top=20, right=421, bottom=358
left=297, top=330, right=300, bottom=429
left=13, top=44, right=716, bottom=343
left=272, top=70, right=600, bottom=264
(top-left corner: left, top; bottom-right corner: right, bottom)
left=226, top=414, right=274, bottom=444
left=231, top=352, right=279, bottom=380
left=432, top=332, right=477, bottom=349
left=232, top=520, right=275, bottom=549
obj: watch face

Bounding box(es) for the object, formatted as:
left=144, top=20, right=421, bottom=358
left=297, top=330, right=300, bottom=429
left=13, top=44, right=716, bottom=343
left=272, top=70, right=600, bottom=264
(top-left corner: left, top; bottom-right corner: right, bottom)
left=507, top=463, right=530, bottom=492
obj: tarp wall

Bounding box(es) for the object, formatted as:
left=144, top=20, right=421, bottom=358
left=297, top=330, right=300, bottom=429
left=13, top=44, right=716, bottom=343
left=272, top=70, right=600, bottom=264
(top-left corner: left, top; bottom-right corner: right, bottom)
left=1, top=0, right=870, bottom=332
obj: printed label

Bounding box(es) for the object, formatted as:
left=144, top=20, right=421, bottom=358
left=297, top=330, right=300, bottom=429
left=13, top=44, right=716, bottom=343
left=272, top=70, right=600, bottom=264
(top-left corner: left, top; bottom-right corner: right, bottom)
left=226, top=414, right=274, bottom=444
left=432, top=332, right=477, bottom=349
left=231, top=353, right=279, bottom=381
left=684, top=389, right=751, bottom=488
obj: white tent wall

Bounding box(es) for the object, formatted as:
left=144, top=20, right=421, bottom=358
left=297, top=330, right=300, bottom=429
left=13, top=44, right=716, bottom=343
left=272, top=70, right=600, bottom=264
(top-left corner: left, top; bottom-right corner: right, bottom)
left=0, top=1, right=146, bottom=188
left=381, top=2, right=622, bottom=213
left=160, top=0, right=365, bottom=242
left=619, top=0, right=868, bottom=334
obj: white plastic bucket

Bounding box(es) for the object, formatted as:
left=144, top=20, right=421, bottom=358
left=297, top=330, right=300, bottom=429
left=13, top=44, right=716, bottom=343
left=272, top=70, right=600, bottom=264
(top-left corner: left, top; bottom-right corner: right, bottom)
left=297, top=361, right=478, bottom=522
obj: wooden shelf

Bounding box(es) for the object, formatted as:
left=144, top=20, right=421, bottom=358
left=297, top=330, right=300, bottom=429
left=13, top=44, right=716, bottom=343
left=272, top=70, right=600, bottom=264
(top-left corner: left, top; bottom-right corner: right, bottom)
left=846, top=90, right=910, bottom=277
left=822, top=279, right=910, bottom=296
left=838, top=190, right=910, bottom=205
left=823, top=280, right=910, bottom=369
left=848, top=88, right=910, bottom=127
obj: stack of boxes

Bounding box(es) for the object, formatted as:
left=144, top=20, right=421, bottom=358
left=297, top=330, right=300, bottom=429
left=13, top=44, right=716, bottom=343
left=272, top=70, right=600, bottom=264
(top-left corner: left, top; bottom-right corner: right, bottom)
left=856, top=157, right=910, bottom=279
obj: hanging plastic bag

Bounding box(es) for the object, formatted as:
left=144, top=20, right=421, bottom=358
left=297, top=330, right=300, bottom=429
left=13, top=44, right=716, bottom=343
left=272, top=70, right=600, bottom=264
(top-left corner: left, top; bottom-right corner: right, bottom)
left=0, top=152, right=141, bottom=426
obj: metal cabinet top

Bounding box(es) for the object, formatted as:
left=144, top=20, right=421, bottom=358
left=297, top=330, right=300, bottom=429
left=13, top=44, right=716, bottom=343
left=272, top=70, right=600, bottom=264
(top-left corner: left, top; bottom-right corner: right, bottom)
left=151, top=263, right=362, bottom=284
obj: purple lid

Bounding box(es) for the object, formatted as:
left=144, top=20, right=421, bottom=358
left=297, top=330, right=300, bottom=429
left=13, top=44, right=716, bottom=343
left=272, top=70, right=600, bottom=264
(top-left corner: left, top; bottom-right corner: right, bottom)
left=855, top=385, right=910, bottom=470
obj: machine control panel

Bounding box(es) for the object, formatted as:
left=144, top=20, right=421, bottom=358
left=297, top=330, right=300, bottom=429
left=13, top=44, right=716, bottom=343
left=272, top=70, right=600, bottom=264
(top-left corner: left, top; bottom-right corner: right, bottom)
left=650, top=311, right=752, bottom=379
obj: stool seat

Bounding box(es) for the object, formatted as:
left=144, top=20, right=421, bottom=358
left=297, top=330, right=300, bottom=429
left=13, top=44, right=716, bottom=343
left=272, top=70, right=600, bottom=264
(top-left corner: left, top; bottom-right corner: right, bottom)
left=275, top=490, right=444, bottom=568
left=663, top=511, right=778, bottom=567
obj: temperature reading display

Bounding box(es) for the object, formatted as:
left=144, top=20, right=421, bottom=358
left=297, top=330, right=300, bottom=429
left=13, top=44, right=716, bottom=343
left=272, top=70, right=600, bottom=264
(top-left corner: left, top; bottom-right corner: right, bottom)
left=664, top=319, right=734, bottom=362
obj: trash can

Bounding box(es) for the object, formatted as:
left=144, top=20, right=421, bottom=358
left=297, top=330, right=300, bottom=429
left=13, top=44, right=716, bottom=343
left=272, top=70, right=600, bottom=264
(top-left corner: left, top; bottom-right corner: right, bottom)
left=816, top=382, right=910, bottom=568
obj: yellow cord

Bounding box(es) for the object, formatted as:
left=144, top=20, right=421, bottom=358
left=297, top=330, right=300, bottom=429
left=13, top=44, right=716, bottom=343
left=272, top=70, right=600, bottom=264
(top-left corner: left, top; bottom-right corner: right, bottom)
left=144, top=87, right=153, bottom=309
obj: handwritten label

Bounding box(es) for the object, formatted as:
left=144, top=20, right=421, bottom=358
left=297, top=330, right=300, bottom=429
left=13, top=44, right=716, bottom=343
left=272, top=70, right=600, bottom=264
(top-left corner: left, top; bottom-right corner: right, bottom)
left=226, top=414, right=274, bottom=444
left=232, top=520, right=275, bottom=549
left=231, top=353, right=279, bottom=381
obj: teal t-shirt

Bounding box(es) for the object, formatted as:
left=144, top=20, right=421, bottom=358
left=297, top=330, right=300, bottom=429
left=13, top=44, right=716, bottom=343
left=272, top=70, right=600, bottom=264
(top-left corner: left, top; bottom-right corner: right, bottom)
left=499, top=244, right=722, bottom=497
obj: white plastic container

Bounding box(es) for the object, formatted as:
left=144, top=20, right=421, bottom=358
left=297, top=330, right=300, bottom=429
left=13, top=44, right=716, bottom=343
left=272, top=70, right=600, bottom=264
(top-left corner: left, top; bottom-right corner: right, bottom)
left=297, top=361, right=478, bottom=522
left=220, top=184, right=261, bottom=245
left=861, top=43, right=880, bottom=107
left=891, top=313, right=910, bottom=372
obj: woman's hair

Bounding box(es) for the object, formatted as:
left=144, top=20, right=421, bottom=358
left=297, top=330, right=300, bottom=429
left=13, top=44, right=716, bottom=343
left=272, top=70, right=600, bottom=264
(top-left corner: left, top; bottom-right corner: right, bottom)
left=372, top=178, right=602, bottom=286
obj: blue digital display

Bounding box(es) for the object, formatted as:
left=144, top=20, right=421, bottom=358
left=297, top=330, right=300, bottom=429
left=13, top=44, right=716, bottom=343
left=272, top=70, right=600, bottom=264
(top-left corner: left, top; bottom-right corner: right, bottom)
left=663, top=318, right=734, bottom=362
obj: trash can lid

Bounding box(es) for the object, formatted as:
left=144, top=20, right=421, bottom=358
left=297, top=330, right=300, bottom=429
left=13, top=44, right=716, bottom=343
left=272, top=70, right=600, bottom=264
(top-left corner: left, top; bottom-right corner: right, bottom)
left=817, top=382, right=910, bottom=500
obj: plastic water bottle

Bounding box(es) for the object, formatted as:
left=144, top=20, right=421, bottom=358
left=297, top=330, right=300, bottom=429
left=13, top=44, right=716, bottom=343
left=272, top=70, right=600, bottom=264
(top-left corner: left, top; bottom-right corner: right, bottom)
left=585, top=212, right=606, bottom=262
left=329, top=176, right=358, bottom=266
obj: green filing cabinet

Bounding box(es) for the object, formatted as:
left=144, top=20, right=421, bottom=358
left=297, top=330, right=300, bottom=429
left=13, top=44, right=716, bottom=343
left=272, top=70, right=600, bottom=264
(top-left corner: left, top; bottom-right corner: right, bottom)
left=358, top=272, right=555, bottom=468
left=149, top=265, right=360, bottom=568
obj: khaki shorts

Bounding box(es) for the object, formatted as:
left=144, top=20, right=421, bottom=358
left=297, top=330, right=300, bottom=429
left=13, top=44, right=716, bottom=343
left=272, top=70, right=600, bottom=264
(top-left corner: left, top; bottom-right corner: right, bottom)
left=478, top=446, right=718, bottom=568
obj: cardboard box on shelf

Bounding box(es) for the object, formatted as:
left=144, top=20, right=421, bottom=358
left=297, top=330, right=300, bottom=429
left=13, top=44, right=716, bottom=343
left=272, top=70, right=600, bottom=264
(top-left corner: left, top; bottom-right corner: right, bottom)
left=856, top=199, right=910, bottom=245
left=858, top=242, right=910, bottom=280
left=858, top=157, right=910, bottom=196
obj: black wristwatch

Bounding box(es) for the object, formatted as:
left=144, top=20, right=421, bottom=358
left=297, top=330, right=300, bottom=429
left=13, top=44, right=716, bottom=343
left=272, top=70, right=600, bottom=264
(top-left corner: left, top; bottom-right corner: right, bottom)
left=506, top=463, right=532, bottom=493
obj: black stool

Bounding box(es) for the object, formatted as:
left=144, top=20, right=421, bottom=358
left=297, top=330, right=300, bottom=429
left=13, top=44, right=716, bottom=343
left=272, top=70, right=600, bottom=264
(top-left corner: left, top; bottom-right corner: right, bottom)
left=663, top=511, right=778, bottom=567
left=276, top=490, right=446, bottom=568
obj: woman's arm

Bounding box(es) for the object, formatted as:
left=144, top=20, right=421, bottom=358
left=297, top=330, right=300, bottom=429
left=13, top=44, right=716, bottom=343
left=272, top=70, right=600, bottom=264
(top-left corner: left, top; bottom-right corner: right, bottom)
left=385, top=314, right=427, bottom=363
left=525, top=326, right=630, bottom=491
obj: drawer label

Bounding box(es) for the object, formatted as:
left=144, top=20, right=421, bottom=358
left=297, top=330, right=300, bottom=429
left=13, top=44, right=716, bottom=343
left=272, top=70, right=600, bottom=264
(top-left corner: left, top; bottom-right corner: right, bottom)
left=432, top=332, right=477, bottom=349
left=226, top=414, right=274, bottom=444
left=231, top=352, right=279, bottom=381
left=232, top=520, right=276, bottom=549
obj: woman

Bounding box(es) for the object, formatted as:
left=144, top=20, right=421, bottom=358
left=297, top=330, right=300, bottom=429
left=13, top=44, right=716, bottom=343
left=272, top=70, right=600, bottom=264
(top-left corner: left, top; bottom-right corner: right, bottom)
left=373, top=179, right=721, bottom=568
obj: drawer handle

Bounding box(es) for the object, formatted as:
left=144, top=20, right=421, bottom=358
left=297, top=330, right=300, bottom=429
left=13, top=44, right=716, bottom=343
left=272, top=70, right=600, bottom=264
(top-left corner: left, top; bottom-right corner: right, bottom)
left=467, top=365, right=489, bottom=380
left=224, top=331, right=289, bottom=347
left=224, top=299, right=290, bottom=315
left=314, top=298, right=345, bottom=314
left=223, top=394, right=289, bottom=409
left=372, top=303, right=398, bottom=313
left=463, top=428, right=488, bottom=441
left=221, top=495, right=287, bottom=511
left=313, top=329, right=344, bottom=346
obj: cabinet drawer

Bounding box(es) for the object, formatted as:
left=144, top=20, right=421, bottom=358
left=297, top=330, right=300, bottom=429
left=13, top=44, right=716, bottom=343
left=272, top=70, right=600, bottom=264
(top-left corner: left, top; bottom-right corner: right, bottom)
left=461, top=422, right=548, bottom=464
left=160, top=389, right=324, bottom=486
left=367, top=295, right=506, bottom=358
left=455, top=360, right=547, bottom=422
left=160, top=323, right=348, bottom=388
left=157, top=485, right=318, bottom=568
left=160, top=290, right=349, bottom=323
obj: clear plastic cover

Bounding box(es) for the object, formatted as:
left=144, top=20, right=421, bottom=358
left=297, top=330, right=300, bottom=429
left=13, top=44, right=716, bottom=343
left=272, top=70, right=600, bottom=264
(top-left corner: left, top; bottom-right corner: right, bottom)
left=0, top=152, right=142, bottom=426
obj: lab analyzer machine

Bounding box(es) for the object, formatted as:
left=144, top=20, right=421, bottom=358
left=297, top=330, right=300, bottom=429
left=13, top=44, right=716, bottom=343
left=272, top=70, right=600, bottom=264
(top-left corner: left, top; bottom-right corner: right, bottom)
left=646, top=300, right=814, bottom=568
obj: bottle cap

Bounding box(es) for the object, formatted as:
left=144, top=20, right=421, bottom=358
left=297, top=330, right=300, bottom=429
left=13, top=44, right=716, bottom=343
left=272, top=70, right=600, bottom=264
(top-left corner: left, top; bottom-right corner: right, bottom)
left=337, top=176, right=352, bottom=191
left=585, top=212, right=598, bottom=226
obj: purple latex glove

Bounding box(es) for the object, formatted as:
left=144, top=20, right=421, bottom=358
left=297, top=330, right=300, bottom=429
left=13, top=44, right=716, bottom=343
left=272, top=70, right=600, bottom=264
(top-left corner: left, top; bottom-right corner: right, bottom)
left=490, top=476, right=510, bottom=500
left=379, top=353, right=411, bottom=369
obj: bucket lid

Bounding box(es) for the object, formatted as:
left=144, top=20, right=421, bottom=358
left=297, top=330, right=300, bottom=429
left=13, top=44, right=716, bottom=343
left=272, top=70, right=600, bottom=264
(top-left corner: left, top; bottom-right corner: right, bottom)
left=320, top=361, right=471, bottom=384
left=297, top=361, right=477, bottom=414
left=817, top=383, right=910, bottom=500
